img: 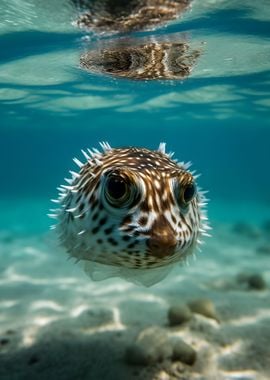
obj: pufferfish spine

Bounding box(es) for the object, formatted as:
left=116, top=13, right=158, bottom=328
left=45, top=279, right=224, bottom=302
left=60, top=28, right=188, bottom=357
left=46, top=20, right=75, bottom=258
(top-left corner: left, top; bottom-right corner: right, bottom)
left=49, top=142, right=210, bottom=287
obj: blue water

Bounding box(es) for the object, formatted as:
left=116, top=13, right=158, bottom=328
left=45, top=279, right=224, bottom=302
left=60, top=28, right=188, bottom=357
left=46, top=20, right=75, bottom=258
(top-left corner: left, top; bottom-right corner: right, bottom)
left=1, top=2, right=270, bottom=213
left=0, top=2, right=270, bottom=226
left=0, top=1, right=270, bottom=378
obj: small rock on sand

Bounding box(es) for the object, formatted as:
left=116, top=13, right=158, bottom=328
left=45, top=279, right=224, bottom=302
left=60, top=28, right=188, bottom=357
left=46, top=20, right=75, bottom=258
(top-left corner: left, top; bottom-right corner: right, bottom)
left=188, top=299, right=219, bottom=322
left=171, top=339, right=197, bottom=365
left=248, top=274, right=266, bottom=290
left=168, top=304, right=193, bottom=326
left=237, top=272, right=267, bottom=290
left=125, top=326, right=172, bottom=365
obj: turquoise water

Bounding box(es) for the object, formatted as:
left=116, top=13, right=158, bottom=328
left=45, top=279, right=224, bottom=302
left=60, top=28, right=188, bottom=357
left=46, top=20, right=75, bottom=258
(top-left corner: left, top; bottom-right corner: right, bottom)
left=1, top=0, right=270, bottom=215
left=1, top=1, right=270, bottom=379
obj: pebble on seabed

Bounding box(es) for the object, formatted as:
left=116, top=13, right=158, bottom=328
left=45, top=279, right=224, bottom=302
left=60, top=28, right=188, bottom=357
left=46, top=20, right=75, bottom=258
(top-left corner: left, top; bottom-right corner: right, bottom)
left=171, top=338, right=196, bottom=365
left=187, top=299, right=219, bottom=322
left=125, top=326, right=172, bottom=365
left=237, top=272, right=267, bottom=290
left=167, top=304, right=193, bottom=326
left=125, top=326, right=197, bottom=366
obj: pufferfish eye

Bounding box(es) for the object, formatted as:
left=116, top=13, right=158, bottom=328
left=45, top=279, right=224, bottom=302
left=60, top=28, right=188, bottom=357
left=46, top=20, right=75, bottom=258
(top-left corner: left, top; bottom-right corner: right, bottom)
left=105, top=174, right=130, bottom=206
left=180, top=182, right=196, bottom=206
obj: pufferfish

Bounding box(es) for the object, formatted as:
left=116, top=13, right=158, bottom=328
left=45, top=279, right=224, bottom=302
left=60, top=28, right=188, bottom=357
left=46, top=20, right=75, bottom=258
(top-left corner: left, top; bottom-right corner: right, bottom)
left=49, top=143, right=209, bottom=286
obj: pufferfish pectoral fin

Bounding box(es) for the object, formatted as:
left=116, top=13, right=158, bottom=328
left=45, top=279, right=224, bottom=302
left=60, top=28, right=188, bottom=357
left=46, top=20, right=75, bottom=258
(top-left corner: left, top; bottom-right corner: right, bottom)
left=83, top=260, right=174, bottom=287
left=84, top=260, right=121, bottom=282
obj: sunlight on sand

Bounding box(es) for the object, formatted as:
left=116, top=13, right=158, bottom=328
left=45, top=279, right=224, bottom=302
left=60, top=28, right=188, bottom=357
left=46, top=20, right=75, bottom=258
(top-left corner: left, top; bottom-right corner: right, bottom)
left=1, top=199, right=270, bottom=379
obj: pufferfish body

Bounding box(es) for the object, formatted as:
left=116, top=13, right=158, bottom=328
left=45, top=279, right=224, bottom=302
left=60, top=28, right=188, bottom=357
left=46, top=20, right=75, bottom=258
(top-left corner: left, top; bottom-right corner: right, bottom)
left=50, top=143, right=209, bottom=286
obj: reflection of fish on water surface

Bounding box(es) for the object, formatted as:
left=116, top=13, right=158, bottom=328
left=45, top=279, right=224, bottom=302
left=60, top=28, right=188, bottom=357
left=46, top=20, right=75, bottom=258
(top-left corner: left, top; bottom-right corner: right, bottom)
left=80, top=38, right=202, bottom=80
left=72, top=0, right=192, bottom=33
left=49, top=143, right=210, bottom=286
left=73, top=0, right=202, bottom=81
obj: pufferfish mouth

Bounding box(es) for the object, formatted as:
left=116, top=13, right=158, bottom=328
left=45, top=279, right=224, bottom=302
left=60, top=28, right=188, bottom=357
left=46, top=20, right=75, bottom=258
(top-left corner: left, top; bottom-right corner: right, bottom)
left=147, top=239, right=177, bottom=258
left=147, top=215, right=178, bottom=258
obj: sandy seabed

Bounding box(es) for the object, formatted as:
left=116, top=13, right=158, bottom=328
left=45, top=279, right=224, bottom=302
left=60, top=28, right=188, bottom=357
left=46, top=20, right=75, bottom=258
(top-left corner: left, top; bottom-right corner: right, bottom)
left=0, top=201, right=270, bottom=380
